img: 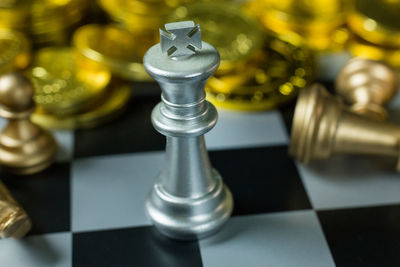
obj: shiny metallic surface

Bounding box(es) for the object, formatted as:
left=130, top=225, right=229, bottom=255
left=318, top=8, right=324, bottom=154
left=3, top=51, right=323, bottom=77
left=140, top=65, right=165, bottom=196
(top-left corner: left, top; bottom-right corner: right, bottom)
left=290, top=84, right=400, bottom=171
left=144, top=22, right=233, bottom=240
left=0, top=73, right=57, bottom=174
left=336, top=58, right=399, bottom=120
left=0, top=180, right=31, bottom=238
left=160, top=21, right=202, bottom=57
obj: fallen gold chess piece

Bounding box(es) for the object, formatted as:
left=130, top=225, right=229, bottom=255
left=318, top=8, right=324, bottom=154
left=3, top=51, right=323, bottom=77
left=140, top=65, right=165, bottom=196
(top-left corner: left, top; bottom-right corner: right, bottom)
left=0, top=73, right=57, bottom=174
left=335, top=57, right=399, bottom=121
left=290, top=84, right=400, bottom=171
left=0, top=180, right=31, bottom=238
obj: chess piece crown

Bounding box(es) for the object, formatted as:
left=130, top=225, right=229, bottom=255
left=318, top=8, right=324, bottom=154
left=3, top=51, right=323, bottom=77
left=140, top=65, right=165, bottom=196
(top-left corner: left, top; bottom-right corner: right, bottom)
left=335, top=58, right=399, bottom=121
left=290, top=84, right=400, bottom=171
left=0, top=73, right=57, bottom=174
left=143, top=21, right=233, bottom=240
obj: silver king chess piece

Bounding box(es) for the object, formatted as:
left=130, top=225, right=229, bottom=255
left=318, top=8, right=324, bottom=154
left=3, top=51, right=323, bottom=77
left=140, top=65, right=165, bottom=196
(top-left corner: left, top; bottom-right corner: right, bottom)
left=143, top=21, right=233, bottom=240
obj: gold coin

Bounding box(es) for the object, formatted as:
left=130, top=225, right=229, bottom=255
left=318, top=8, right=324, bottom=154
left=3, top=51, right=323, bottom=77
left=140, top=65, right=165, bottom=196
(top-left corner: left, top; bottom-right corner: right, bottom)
left=98, top=0, right=166, bottom=34
left=244, top=0, right=348, bottom=52
left=73, top=24, right=153, bottom=81
left=349, top=34, right=400, bottom=68
left=167, top=2, right=264, bottom=74
left=29, top=47, right=111, bottom=116
left=124, top=0, right=173, bottom=16
left=206, top=37, right=315, bottom=111
left=31, top=0, right=87, bottom=34
left=348, top=0, right=400, bottom=47
left=0, top=6, right=30, bottom=31
left=0, top=29, right=30, bottom=75
left=32, top=83, right=132, bottom=130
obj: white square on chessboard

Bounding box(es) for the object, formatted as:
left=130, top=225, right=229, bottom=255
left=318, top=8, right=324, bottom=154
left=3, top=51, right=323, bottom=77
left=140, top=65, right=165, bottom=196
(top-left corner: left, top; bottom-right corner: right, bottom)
left=297, top=156, right=400, bottom=210
left=0, top=118, right=73, bottom=162
left=205, top=109, right=288, bottom=150
left=0, top=232, right=71, bottom=267
left=199, top=210, right=335, bottom=267
left=71, top=152, right=164, bottom=232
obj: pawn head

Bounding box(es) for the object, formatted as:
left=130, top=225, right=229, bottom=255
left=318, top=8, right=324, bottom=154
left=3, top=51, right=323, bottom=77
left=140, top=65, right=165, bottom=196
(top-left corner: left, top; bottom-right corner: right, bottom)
left=336, top=58, right=399, bottom=105
left=0, top=72, right=35, bottom=112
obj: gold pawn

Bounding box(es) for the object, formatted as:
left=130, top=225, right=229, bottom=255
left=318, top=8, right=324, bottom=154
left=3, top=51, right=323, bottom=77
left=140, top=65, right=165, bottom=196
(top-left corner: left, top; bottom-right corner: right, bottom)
left=0, top=180, right=31, bottom=238
left=290, top=84, right=400, bottom=171
left=0, top=73, right=57, bottom=174
left=335, top=58, right=399, bottom=121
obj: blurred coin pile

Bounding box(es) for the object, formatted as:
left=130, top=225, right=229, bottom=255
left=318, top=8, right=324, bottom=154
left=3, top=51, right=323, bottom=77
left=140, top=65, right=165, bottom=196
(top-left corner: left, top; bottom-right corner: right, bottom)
left=243, top=0, right=400, bottom=72
left=243, top=0, right=350, bottom=53
left=0, top=0, right=140, bottom=130
left=0, top=0, right=89, bottom=47
left=168, top=2, right=315, bottom=111
left=347, top=0, right=400, bottom=69
left=30, top=46, right=132, bottom=129
left=96, top=0, right=193, bottom=80
left=0, top=29, right=30, bottom=75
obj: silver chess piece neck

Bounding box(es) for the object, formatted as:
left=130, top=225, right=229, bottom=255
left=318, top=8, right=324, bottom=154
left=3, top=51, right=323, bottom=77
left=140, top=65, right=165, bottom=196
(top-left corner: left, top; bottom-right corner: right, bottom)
left=143, top=21, right=233, bottom=240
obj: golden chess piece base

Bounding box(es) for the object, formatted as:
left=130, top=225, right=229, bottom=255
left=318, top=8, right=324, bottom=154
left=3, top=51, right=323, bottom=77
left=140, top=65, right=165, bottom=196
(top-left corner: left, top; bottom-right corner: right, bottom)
left=290, top=84, right=400, bottom=171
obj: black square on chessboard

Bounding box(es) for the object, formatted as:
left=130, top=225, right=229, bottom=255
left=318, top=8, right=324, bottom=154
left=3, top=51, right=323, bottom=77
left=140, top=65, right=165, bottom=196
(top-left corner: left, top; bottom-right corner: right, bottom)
left=1, top=163, right=70, bottom=235
left=73, top=226, right=203, bottom=267
left=74, top=95, right=165, bottom=159
left=209, top=145, right=311, bottom=216
left=318, top=205, right=400, bottom=267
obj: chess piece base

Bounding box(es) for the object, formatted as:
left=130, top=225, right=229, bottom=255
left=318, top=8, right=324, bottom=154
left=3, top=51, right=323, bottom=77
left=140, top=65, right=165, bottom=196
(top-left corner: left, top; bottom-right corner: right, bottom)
left=146, top=169, right=233, bottom=240
left=0, top=127, right=56, bottom=175
left=1, top=160, right=53, bottom=175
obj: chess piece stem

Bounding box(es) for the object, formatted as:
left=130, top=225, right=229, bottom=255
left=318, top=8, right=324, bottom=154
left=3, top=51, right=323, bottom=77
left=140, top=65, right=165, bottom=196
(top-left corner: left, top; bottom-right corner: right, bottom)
left=0, top=73, right=57, bottom=174
left=144, top=21, right=233, bottom=240
left=0, top=180, right=31, bottom=238
left=335, top=58, right=399, bottom=121
left=290, top=84, right=400, bottom=171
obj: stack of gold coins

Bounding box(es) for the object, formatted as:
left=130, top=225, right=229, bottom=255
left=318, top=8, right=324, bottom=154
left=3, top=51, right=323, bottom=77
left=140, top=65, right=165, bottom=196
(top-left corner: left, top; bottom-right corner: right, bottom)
left=29, top=47, right=132, bottom=129
left=167, top=2, right=315, bottom=111
left=0, top=0, right=88, bottom=47
left=243, top=0, right=350, bottom=53
left=97, top=0, right=193, bottom=81
left=348, top=0, right=400, bottom=69
left=0, top=29, right=31, bottom=75
left=72, top=24, right=152, bottom=82
left=99, top=0, right=192, bottom=35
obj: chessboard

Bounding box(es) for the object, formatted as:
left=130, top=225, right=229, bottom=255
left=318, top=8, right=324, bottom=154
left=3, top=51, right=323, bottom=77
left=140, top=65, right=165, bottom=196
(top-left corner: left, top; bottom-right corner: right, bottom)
left=1, top=80, right=400, bottom=267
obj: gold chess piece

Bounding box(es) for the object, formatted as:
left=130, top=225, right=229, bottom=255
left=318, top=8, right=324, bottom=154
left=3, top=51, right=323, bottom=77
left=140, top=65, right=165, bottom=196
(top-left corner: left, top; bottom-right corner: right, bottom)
left=290, top=84, right=400, bottom=171
left=0, top=180, right=31, bottom=238
left=335, top=58, right=399, bottom=121
left=0, top=73, right=57, bottom=174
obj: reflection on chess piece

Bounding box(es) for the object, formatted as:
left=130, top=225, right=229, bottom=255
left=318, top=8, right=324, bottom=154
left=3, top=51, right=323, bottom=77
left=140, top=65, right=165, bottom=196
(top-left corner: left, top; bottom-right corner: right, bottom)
left=290, top=84, right=400, bottom=171
left=335, top=58, right=399, bottom=121
left=144, top=21, right=233, bottom=240
left=0, top=180, right=31, bottom=238
left=0, top=73, right=57, bottom=174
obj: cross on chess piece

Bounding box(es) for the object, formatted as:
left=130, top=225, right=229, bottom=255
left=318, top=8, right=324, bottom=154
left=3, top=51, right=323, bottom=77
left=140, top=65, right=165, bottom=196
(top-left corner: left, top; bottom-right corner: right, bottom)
left=0, top=73, right=57, bottom=175
left=144, top=21, right=233, bottom=240
left=160, top=21, right=202, bottom=57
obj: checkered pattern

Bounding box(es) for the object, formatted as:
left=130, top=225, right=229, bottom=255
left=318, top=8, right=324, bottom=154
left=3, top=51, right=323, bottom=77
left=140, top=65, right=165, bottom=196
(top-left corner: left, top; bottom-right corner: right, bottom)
left=1, top=80, right=400, bottom=267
